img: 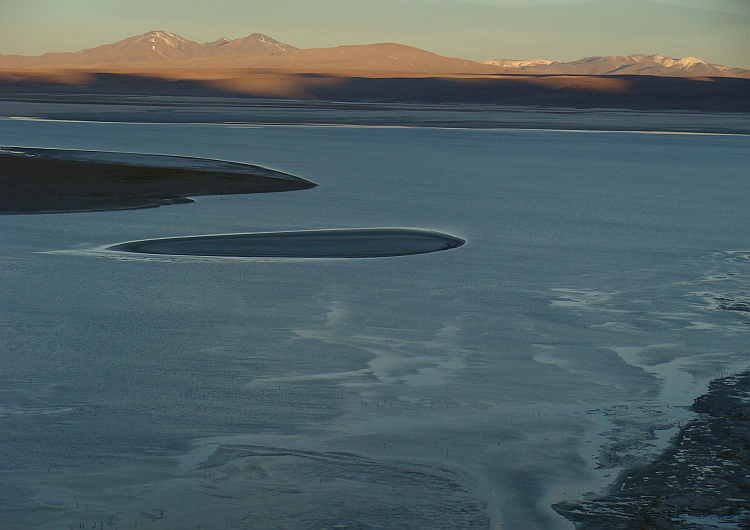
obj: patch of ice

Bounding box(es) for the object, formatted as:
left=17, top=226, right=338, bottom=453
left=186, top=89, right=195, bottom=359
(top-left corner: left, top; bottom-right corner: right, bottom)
left=177, top=442, right=220, bottom=471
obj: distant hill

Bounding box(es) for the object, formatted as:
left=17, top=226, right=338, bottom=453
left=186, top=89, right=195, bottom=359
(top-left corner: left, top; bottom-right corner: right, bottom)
left=483, top=54, right=750, bottom=78
left=0, top=31, right=496, bottom=74
left=0, top=31, right=294, bottom=68
left=2, top=31, right=747, bottom=78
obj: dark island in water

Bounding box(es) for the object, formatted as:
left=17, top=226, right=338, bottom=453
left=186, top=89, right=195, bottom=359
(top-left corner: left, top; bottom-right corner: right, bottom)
left=0, top=146, right=316, bottom=214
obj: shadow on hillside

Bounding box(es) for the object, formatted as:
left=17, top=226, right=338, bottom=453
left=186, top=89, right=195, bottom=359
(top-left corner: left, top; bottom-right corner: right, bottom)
left=1, top=70, right=749, bottom=112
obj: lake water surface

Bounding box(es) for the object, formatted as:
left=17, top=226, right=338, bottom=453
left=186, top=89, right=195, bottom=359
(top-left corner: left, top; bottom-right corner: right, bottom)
left=2, top=117, right=749, bottom=529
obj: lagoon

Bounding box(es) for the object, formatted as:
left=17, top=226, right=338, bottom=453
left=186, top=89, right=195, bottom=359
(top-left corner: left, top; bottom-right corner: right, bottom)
left=1, top=115, right=749, bottom=529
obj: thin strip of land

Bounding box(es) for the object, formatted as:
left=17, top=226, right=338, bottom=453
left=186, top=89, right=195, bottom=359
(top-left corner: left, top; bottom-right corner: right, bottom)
left=0, top=147, right=316, bottom=214
left=2, top=67, right=749, bottom=113
left=108, top=229, right=466, bottom=258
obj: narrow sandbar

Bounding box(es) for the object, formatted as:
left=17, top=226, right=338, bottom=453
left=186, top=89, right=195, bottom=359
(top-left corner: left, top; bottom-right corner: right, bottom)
left=107, top=228, right=466, bottom=258
left=0, top=147, right=316, bottom=214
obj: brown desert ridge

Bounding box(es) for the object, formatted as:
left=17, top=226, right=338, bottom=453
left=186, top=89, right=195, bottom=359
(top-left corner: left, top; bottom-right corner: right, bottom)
left=1, top=31, right=749, bottom=112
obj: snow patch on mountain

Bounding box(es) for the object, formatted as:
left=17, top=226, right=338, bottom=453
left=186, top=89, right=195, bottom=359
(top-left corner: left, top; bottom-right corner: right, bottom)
left=482, top=59, right=554, bottom=68
left=481, top=53, right=748, bottom=77
left=651, top=55, right=705, bottom=69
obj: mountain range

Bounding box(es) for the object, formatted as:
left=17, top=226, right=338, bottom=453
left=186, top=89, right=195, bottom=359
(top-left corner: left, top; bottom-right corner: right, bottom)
left=1, top=31, right=747, bottom=78
left=483, top=54, right=749, bottom=78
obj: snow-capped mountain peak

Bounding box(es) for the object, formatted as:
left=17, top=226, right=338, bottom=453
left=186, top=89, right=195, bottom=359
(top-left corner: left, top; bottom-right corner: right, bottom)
left=481, top=53, right=747, bottom=77
left=650, top=55, right=706, bottom=69
left=482, top=59, right=554, bottom=68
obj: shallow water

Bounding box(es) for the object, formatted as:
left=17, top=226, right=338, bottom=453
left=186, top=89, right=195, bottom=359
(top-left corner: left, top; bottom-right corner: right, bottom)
left=1, top=117, right=749, bottom=529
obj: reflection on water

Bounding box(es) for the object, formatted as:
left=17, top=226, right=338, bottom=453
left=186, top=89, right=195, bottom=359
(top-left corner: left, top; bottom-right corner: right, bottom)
left=1, top=118, right=749, bottom=529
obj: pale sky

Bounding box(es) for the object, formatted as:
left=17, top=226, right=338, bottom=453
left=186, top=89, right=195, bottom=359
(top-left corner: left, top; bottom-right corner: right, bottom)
left=1, top=0, right=749, bottom=68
